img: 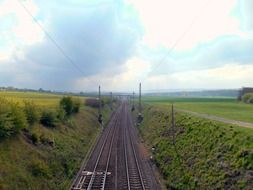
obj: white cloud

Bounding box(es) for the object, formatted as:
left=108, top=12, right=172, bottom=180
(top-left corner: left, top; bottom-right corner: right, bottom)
left=0, top=0, right=44, bottom=60
left=128, top=0, right=241, bottom=50
left=1, top=0, right=253, bottom=91
left=145, top=63, right=253, bottom=89
left=0, top=51, right=10, bottom=61
left=74, top=57, right=150, bottom=92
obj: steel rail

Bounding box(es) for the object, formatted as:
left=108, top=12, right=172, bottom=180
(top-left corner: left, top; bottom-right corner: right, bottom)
left=126, top=108, right=146, bottom=189
left=86, top=105, right=121, bottom=190
left=101, top=105, right=122, bottom=189
left=123, top=104, right=131, bottom=190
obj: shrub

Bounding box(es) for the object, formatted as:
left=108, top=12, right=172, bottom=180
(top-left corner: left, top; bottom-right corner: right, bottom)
left=0, top=113, right=13, bottom=138
left=9, top=103, right=28, bottom=131
left=248, top=97, right=253, bottom=104
left=23, top=101, right=40, bottom=125
left=40, top=111, right=57, bottom=128
left=60, top=97, right=73, bottom=116
left=56, top=107, right=66, bottom=121
left=59, top=96, right=81, bottom=116
left=31, top=132, right=39, bottom=144
left=0, top=98, right=27, bottom=139
left=72, top=98, right=81, bottom=113
left=241, top=93, right=253, bottom=103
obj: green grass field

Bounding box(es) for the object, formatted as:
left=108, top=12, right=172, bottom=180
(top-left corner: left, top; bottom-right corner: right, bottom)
left=142, top=96, right=253, bottom=123
left=0, top=91, right=86, bottom=107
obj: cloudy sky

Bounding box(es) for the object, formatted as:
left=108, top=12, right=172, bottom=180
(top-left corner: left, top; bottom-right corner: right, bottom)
left=0, top=0, right=253, bottom=92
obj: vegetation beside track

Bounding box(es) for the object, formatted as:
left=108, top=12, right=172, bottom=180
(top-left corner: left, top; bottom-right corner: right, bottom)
left=0, top=91, right=115, bottom=190
left=137, top=104, right=253, bottom=190
left=143, top=96, right=253, bottom=123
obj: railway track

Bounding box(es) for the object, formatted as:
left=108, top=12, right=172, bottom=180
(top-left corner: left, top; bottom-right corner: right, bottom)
left=71, top=102, right=160, bottom=190
left=122, top=104, right=148, bottom=190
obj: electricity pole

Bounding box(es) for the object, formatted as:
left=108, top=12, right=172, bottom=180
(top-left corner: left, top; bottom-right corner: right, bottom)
left=98, top=85, right=102, bottom=124
left=171, top=104, right=175, bottom=145
left=139, top=83, right=142, bottom=115
left=132, top=91, right=135, bottom=111
left=110, top=92, right=113, bottom=110
left=137, top=83, right=143, bottom=124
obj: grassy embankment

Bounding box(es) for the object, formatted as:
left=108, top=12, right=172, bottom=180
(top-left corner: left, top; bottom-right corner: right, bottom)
left=143, top=96, right=253, bottom=123
left=0, top=91, right=114, bottom=190
left=135, top=98, right=253, bottom=189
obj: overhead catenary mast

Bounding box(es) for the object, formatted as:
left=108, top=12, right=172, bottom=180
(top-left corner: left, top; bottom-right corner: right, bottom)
left=137, top=83, right=143, bottom=124
left=139, top=83, right=142, bottom=114
left=98, top=85, right=102, bottom=124
left=110, top=92, right=113, bottom=110
left=171, top=104, right=176, bottom=145
left=131, top=91, right=135, bottom=111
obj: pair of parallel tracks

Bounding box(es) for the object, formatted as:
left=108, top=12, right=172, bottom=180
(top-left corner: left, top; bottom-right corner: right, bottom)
left=71, top=102, right=148, bottom=190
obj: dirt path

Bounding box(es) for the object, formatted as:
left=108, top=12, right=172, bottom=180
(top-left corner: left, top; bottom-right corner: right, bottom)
left=177, top=109, right=253, bottom=129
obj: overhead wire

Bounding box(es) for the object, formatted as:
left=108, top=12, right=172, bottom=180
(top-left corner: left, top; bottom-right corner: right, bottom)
left=144, top=0, right=212, bottom=79
left=17, top=0, right=87, bottom=76
left=18, top=0, right=212, bottom=92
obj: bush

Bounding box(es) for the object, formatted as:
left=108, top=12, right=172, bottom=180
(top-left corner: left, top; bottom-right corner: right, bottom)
left=0, top=113, right=13, bottom=138
left=60, top=97, right=73, bottom=116
left=59, top=96, right=80, bottom=116
left=56, top=107, right=66, bottom=121
left=0, top=98, right=27, bottom=139
left=40, top=111, right=57, bottom=128
left=241, top=93, right=253, bottom=104
left=23, top=101, right=40, bottom=125
left=72, top=98, right=81, bottom=113
left=31, top=132, right=39, bottom=144
left=248, top=97, right=253, bottom=104
left=10, top=103, right=28, bottom=131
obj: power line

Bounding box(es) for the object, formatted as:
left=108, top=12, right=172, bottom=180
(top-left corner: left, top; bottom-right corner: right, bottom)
left=146, top=0, right=212, bottom=77
left=17, top=0, right=86, bottom=76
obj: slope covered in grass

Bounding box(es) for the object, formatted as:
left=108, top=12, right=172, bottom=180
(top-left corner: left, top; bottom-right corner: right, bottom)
left=138, top=105, right=253, bottom=190
left=0, top=104, right=113, bottom=190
